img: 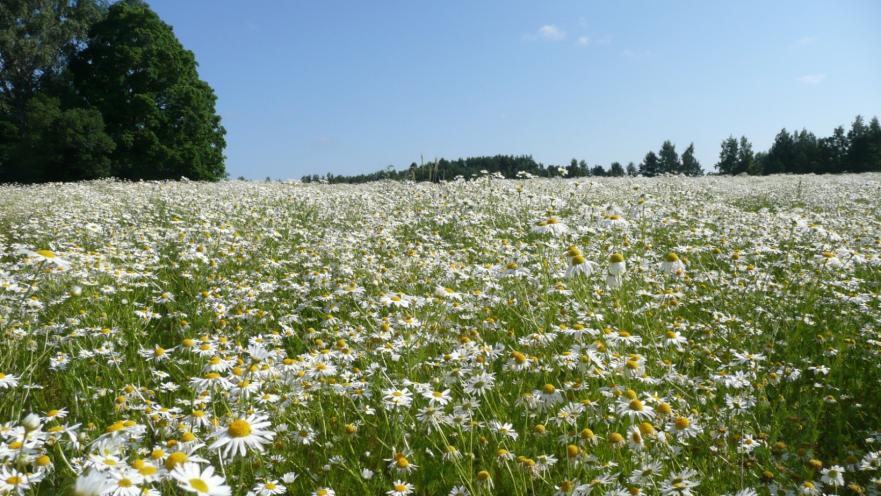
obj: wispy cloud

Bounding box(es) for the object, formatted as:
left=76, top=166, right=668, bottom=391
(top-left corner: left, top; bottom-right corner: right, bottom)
left=794, top=36, right=816, bottom=46
left=526, top=24, right=567, bottom=42
left=797, top=73, right=826, bottom=84
left=576, top=36, right=591, bottom=47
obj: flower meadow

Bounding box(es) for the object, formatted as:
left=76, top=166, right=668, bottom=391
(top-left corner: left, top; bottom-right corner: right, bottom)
left=1, top=175, right=880, bottom=496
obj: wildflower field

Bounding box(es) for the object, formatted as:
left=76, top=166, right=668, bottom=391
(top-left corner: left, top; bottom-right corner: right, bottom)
left=1, top=175, right=881, bottom=496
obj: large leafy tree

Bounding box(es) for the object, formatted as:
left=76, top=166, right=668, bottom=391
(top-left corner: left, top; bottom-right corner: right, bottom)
left=71, top=0, right=226, bottom=180
left=0, top=0, right=104, bottom=117
left=1, top=93, right=114, bottom=182
left=0, top=0, right=110, bottom=183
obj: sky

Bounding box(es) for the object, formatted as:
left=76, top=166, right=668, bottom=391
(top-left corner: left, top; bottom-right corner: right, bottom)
left=146, top=0, right=881, bottom=179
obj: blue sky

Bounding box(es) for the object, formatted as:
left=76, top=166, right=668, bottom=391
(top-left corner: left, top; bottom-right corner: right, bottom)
left=147, top=0, right=881, bottom=179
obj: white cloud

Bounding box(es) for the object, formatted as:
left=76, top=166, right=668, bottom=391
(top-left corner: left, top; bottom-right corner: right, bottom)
left=797, top=73, right=826, bottom=84
left=795, top=36, right=816, bottom=46
left=529, top=24, right=566, bottom=42
left=576, top=36, right=591, bottom=46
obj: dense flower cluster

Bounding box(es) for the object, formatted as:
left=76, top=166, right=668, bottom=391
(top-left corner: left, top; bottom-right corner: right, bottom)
left=0, top=175, right=880, bottom=495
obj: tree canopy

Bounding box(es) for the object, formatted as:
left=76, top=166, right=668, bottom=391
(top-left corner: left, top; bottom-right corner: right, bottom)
left=0, top=0, right=226, bottom=183
left=714, top=116, right=881, bottom=175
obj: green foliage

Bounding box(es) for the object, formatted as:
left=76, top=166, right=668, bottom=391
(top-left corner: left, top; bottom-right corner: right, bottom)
left=0, top=93, right=114, bottom=182
left=681, top=143, right=702, bottom=176
left=716, top=116, right=881, bottom=175
left=716, top=136, right=739, bottom=174
left=638, top=150, right=659, bottom=177
left=310, top=155, right=549, bottom=183
left=609, top=161, right=625, bottom=176
left=0, top=0, right=225, bottom=183
left=657, top=140, right=681, bottom=174
left=0, top=0, right=105, bottom=116
left=71, top=1, right=226, bottom=180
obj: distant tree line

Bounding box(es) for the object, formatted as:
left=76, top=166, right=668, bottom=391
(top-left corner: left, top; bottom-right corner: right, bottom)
left=304, top=140, right=705, bottom=184
left=307, top=115, right=881, bottom=184
left=0, top=0, right=226, bottom=183
left=715, top=115, right=881, bottom=175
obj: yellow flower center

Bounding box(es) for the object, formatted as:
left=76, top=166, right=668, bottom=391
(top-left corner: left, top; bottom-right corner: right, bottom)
left=228, top=419, right=252, bottom=438
left=609, top=253, right=625, bottom=263
left=164, top=451, right=188, bottom=470
left=5, top=476, right=21, bottom=485
left=629, top=399, right=644, bottom=411
left=571, top=254, right=586, bottom=265
left=190, top=478, right=210, bottom=493
left=36, top=249, right=56, bottom=258
left=118, top=478, right=133, bottom=488
left=664, top=252, right=679, bottom=262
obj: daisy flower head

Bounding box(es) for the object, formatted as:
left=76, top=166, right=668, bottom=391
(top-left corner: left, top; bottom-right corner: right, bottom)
left=0, top=373, right=19, bottom=389
left=383, top=387, right=413, bottom=410
left=252, top=479, right=287, bottom=495
left=171, top=463, right=231, bottom=495
left=387, top=480, right=414, bottom=496
left=607, top=253, right=626, bottom=275
left=820, top=465, right=845, bottom=487
left=660, top=252, right=685, bottom=276
left=601, top=214, right=629, bottom=228
left=0, top=467, right=30, bottom=494
left=208, top=413, right=275, bottom=459
left=422, top=389, right=452, bottom=406
left=566, top=253, right=598, bottom=278
left=532, top=217, right=569, bottom=236
left=660, top=468, right=700, bottom=496
left=388, top=452, right=418, bottom=474
left=616, top=393, right=655, bottom=421
left=106, top=468, right=144, bottom=496
left=18, top=247, right=71, bottom=268
left=72, top=470, right=112, bottom=496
